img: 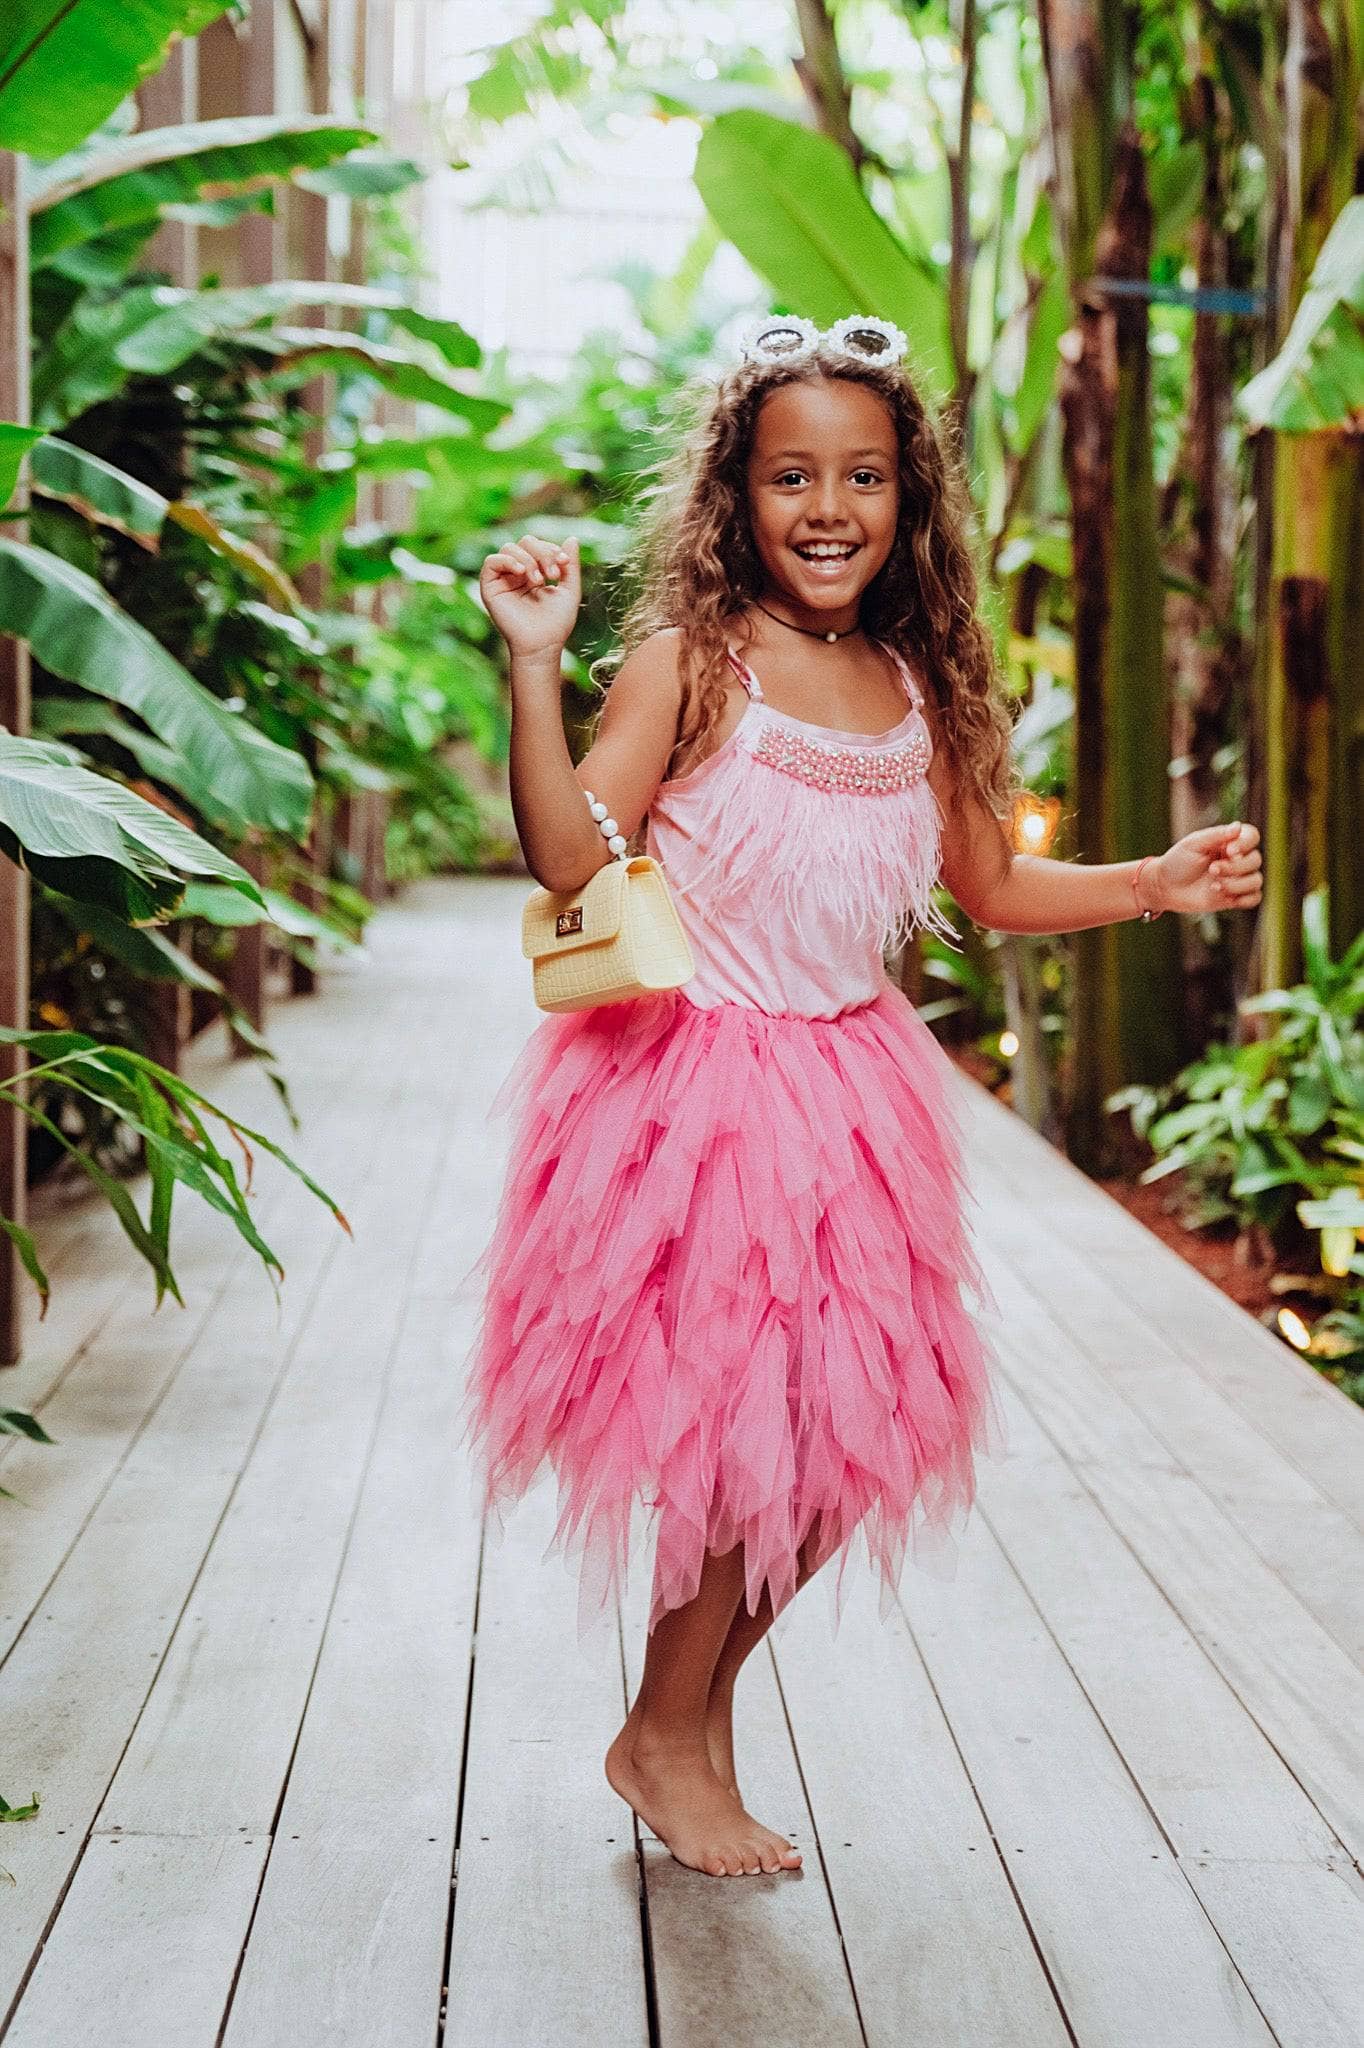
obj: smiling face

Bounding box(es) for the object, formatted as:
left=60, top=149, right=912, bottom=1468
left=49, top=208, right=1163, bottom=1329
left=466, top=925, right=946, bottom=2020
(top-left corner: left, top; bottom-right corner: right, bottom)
left=744, top=376, right=901, bottom=626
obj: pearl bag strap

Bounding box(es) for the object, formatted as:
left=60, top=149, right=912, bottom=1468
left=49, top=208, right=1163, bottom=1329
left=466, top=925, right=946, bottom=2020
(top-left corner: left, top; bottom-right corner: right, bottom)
left=582, top=787, right=629, bottom=862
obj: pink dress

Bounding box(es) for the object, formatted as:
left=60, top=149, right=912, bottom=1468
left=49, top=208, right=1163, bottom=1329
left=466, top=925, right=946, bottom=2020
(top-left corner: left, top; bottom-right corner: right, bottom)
left=460, top=641, right=1006, bottom=1638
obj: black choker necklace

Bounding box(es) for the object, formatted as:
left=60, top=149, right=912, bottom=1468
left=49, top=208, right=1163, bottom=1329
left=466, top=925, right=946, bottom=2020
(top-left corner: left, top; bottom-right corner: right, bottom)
left=754, top=599, right=861, bottom=645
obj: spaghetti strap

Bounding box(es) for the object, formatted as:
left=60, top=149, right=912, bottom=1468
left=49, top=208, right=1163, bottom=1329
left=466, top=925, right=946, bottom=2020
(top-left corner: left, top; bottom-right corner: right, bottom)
left=724, top=647, right=764, bottom=702
left=879, top=641, right=925, bottom=711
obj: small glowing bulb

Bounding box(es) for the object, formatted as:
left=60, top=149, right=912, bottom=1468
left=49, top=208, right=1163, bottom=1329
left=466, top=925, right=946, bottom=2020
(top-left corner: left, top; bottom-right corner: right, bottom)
left=1020, top=812, right=1046, bottom=846
left=1276, top=1307, right=1312, bottom=1351
left=999, top=1029, right=1020, bottom=1058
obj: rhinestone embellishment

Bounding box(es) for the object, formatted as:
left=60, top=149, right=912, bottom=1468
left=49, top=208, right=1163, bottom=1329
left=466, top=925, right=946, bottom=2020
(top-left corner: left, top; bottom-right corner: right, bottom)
left=752, top=718, right=931, bottom=794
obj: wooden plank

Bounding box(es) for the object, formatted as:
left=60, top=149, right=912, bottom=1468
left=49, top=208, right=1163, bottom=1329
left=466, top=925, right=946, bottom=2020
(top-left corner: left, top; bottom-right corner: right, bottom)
left=0, top=956, right=419, bottom=2001
left=770, top=1573, right=1070, bottom=2046
left=0, top=974, right=396, bottom=1659
left=975, top=1378, right=1342, bottom=1865
left=94, top=990, right=460, bottom=1840
left=965, top=1147, right=1364, bottom=1668
left=898, top=1509, right=1276, bottom=2045
left=221, top=1021, right=508, bottom=2042
left=958, top=1078, right=1364, bottom=1531
left=219, top=1298, right=479, bottom=2048
left=975, top=1245, right=1364, bottom=1864
left=3, top=1836, right=265, bottom=2048
left=620, top=1599, right=865, bottom=2047
left=1178, top=1859, right=1364, bottom=2048
left=443, top=1477, right=649, bottom=2048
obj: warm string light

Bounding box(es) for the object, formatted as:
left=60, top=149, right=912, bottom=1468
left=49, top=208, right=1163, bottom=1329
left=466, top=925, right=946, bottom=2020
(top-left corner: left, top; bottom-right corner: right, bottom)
left=1010, top=792, right=1062, bottom=856
left=998, top=1029, right=1020, bottom=1058
left=1277, top=1307, right=1312, bottom=1351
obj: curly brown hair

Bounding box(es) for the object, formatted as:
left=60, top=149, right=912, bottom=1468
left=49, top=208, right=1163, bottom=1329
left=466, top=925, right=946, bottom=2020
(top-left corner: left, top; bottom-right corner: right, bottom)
left=591, top=349, right=1019, bottom=824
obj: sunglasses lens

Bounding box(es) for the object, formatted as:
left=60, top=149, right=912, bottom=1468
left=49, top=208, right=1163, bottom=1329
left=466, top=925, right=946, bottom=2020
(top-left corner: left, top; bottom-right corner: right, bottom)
left=842, top=327, right=891, bottom=359
left=756, top=325, right=808, bottom=357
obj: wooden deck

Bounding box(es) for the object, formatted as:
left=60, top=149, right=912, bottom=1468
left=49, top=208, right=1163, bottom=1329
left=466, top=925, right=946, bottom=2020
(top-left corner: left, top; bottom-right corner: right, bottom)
left=2, top=875, right=1363, bottom=2048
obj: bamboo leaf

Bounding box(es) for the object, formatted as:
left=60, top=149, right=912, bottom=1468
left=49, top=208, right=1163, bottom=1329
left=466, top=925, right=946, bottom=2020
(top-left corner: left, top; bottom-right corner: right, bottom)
left=0, top=540, right=313, bottom=838
left=1237, top=197, right=1364, bottom=432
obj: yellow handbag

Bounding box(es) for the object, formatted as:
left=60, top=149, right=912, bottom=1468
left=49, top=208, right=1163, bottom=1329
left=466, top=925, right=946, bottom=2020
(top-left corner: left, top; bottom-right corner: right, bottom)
left=522, top=852, right=695, bottom=1013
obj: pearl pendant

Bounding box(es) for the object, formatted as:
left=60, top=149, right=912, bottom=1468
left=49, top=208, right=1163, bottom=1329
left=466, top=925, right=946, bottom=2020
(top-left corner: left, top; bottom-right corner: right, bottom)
left=826, top=630, right=837, bottom=642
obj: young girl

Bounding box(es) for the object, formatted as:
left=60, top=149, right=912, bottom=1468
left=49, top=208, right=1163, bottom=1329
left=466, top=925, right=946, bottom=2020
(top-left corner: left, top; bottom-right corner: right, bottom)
left=461, top=314, right=1262, bottom=1883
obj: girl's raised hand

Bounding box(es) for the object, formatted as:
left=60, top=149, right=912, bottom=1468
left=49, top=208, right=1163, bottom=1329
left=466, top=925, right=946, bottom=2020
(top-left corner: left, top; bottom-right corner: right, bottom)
left=479, top=532, right=580, bottom=656
left=1150, top=821, right=1262, bottom=917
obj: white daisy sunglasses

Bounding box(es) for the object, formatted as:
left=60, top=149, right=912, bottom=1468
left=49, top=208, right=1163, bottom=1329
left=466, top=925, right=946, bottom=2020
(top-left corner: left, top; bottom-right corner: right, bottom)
left=738, top=313, right=909, bottom=370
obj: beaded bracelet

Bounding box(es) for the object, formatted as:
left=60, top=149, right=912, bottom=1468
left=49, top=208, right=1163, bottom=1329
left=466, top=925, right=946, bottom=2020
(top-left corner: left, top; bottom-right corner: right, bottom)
left=583, top=787, right=629, bottom=862
left=1132, top=855, right=1162, bottom=922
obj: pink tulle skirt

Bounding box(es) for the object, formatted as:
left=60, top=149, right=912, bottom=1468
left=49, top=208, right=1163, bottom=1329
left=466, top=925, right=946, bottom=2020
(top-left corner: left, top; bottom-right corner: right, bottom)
left=457, top=984, right=1007, bottom=1639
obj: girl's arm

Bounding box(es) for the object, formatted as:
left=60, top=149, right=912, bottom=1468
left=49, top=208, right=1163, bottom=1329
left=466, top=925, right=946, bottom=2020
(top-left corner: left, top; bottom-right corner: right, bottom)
left=929, top=736, right=1263, bottom=934
left=480, top=531, right=684, bottom=893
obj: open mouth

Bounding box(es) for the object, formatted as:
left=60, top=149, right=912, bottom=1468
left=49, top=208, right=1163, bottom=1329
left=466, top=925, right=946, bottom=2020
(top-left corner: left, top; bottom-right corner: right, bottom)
left=792, top=542, right=862, bottom=570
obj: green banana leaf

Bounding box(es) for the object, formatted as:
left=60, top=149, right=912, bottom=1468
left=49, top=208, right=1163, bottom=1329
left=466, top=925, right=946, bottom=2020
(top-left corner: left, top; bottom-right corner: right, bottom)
left=179, top=879, right=360, bottom=946
left=252, top=330, right=508, bottom=428
left=693, top=112, right=952, bottom=401
left=0, top=0, right=230, bottom=156
left=34, top=281, right=494, bottom=428
left=295, top=150, right=424, bottom=199
left=0, top=539, right=313, bottom=837
left=30, top=434, right=164, bottom=540
left=16, top=442, right=302, bottom=607
left=1237, top=198, right=1364, bottom=432
left=29, top=118, right=380, bottom=266
left=0, top=424, right=43, bottom=507
left=33, top=695, right=238, bottom=833
left=45, top=889, right=225, bottom=994
left=0, top=731, right=264, bottom=922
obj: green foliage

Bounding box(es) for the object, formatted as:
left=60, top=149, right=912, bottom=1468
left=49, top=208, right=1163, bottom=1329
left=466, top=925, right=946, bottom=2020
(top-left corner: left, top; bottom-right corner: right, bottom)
left=694, top=112, right=954, bottom=399
left=1107, top=892, right=1364, bottom=1369
left=0, top=0, right=230, bottom=155
left=0, top=538, right=315, bottom=837
left=0, top=732, right=264, bottom=922
left=29, top=118, right=381, bottom=267
left=0, top=1026, right=349, bottom=1312
left=1237, top=197, right=1364, bottom=432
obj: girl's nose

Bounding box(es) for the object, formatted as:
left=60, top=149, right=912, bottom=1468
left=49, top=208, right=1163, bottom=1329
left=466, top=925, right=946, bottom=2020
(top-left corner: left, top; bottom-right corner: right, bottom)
left=813, top=476, right=848, bottom=521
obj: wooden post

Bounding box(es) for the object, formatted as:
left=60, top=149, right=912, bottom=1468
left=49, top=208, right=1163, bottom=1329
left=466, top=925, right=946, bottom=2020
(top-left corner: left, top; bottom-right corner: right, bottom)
left=136, top=39, right=199, bottom=281
left=0, top=152, right=30, bottom=1366
left=217, top=0, right=281, bottom=1046
left=290, top=5, right=334, bottom=997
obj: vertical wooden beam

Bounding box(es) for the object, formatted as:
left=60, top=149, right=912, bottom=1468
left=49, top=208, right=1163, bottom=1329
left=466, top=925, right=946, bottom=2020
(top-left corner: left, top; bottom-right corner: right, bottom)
left=290, top=3, right=333, bottom=996
left=0, top=152, right=30, bottom=1365
left=136, top=39, right=199, bottom=281
left=221, top=0, right=280, bottom=1050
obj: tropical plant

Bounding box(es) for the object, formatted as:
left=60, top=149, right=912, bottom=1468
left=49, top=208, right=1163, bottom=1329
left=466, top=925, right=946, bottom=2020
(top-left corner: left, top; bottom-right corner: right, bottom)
left=1106, top=890, right=1364, bottom=1389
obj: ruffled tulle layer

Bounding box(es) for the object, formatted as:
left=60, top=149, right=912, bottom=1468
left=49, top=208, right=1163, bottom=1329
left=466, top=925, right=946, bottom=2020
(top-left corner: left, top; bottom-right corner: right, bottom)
left=457, top=984, right=1007, bottom=1639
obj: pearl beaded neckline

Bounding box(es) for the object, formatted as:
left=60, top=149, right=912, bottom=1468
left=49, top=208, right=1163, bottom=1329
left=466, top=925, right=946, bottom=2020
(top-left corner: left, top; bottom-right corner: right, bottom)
left=751, top=714, right=931, bottom=795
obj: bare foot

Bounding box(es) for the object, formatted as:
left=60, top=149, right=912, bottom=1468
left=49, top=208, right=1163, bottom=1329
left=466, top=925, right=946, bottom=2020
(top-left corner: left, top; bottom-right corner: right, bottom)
left=606, top=1721, right=802, bottom=1877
